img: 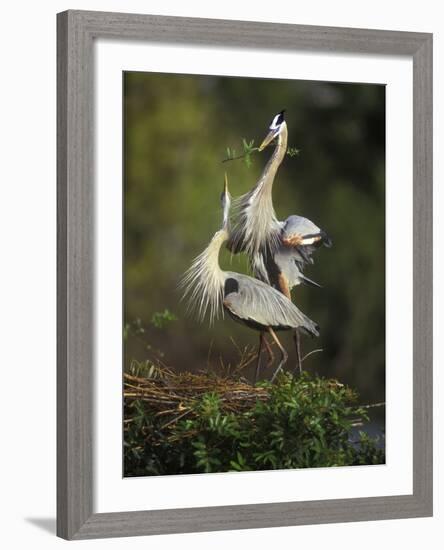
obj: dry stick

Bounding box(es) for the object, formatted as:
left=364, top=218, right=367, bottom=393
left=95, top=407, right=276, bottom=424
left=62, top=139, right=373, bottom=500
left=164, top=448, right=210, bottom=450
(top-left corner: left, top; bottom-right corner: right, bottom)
left=239, top=349, right=260, bottom=370
left=229, top=336, right=244, bottom=358
left=161, top=409, right=193, bottom=430
left=206, top=339, right=214, bottom=369
left=350, top=403, right=386, bottom=429
left=301, top=348, right=323, bottom=362
left=359, top=402, right=386, bottom=410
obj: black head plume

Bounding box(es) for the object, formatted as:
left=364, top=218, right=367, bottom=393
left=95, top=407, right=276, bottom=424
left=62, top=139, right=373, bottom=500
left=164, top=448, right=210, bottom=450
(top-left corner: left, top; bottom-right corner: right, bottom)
left=270, top=109, right=286, bottom=129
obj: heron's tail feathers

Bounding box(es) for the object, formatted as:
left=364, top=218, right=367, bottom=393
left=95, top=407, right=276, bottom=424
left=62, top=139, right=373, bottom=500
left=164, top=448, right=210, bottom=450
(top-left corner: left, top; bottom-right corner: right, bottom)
left=298, top=315, right=320, bottom=338
left=300, top=274, right=322, bottom=289
left=319, top=230, right=333, bottom=248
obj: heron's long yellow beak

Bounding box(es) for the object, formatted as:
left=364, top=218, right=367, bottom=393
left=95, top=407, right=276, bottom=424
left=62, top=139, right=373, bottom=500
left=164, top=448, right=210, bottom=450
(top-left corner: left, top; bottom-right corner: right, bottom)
left=258, top=129, right=278, bottom=151
left=224, top=172, right=229, bottom=194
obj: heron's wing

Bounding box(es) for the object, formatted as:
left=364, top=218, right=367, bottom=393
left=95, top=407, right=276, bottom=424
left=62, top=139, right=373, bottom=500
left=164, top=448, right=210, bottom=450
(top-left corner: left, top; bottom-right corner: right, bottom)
left=224, top=272, right=319, bottom=336
left=283, top=215, right=321, bottom=238
left=281, top=215, right=332, bottom=259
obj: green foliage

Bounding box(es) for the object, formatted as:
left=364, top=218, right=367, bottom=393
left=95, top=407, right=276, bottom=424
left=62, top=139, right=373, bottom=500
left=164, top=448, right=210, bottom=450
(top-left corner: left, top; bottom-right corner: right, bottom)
left=286, top=146, right=301, bottom=157
left=223, top=139, right=257, bottom=167
left=124, top=318, right=147, bottom=342
left=124, top=372, right=384, bottom=476
left=151, top=309, right=178, bottom=329
left=124, top=314, right=177, bottom=360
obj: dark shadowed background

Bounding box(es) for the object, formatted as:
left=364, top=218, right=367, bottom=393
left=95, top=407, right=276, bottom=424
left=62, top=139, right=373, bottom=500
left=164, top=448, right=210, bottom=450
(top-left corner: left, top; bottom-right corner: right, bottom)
left=123, top=71, right=385, bottom=407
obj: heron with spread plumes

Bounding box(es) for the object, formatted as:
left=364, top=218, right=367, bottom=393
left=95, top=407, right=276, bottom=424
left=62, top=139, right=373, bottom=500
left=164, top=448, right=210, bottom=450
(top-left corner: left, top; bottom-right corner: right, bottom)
left=227, top=110, right=332, bottom=372
left=181, top=175, right=319, bottom=383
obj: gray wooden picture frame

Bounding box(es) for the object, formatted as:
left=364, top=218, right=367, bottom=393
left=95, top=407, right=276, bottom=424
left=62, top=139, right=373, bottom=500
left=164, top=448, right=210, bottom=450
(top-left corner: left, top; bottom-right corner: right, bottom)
left=57, top=9, right=433, bottom=540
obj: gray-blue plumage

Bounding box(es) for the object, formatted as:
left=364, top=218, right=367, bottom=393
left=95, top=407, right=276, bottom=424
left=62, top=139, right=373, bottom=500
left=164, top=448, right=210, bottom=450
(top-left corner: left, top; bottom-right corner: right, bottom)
left=228, top=114, right=332, bottom=294
left=181, top=175, right=319, bottom=381
left=223, top=273, right=319, bottom=336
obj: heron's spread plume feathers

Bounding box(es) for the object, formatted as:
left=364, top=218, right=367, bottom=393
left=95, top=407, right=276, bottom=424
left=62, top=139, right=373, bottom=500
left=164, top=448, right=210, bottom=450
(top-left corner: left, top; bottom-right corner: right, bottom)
left=180, top=229, right=227, bottom=325
left=229, top=188, right=281, bottom=257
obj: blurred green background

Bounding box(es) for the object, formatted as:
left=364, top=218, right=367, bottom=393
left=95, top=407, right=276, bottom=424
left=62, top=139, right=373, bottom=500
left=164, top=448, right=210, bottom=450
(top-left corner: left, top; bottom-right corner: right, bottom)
left=123, top=71, right=385, bottom=405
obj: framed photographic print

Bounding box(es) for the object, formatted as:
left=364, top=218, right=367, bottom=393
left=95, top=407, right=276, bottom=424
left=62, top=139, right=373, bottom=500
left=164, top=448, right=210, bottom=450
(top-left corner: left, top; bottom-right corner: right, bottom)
left=57, top=10, right=433, bottom=540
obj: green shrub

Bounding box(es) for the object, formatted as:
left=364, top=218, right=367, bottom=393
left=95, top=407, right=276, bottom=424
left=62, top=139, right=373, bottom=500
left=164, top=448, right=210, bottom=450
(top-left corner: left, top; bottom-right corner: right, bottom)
left=124, top=371, right=384, bottom=476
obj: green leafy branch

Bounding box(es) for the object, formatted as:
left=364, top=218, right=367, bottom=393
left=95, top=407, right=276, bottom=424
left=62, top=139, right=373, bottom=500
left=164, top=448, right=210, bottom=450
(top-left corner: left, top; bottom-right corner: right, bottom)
left=286, top=146, right=301, bottom=157
left=151, top=309, right=178, bottom=329
left=124, top=310, right=178, bottom=340
left=123, top=311, right=178, bottom=363
left=222, top=138, right=300, bottom=167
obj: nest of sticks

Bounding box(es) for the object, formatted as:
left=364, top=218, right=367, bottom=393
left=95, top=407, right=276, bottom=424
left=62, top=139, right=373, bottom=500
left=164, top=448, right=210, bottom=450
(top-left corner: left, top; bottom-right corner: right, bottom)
left=124, top=360, right=269, bottom=426
left=124, top=340, right=272, bottom=423
left=123, top=344, right=385, bottom=434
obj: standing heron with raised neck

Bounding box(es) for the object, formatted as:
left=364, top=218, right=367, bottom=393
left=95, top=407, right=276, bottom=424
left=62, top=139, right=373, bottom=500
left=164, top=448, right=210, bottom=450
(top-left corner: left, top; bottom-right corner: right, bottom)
left=227, top=110, right=332, bottom=373
left=181, top=175, right=319, bottom=383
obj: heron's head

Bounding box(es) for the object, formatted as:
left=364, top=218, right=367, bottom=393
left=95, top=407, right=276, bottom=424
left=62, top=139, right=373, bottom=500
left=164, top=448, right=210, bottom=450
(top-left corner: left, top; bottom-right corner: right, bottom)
left=221, top=173, right=231, bottom=229
left=258, top=110, right=287, bottom=151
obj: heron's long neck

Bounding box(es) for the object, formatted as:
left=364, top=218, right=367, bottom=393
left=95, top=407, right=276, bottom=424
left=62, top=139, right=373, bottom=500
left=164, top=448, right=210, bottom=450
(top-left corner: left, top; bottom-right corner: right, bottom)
left=204, top=228, right=228, bottom=283
left=239, top=125, right=288, bottom=253
left=258, top=124, right=288, bottom=196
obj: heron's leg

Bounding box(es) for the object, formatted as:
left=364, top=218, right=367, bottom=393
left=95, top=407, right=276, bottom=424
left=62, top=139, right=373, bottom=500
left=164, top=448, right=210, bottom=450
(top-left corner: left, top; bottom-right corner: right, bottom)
left=276, top=274, right=294, bottom=374
left=268, top=328, right=288, bottom=383
left=255, top=332, right=265, bottom=384
left=293, top=329, right=302, bottom=374
left=263, top=336, right=275, bottom=369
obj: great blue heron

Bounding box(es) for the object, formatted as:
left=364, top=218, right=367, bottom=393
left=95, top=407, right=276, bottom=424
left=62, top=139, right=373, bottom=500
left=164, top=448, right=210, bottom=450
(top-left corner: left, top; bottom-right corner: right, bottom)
left=227, top=110, right=331, bottom=372
left=181, top=175, right=319, bottom=383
